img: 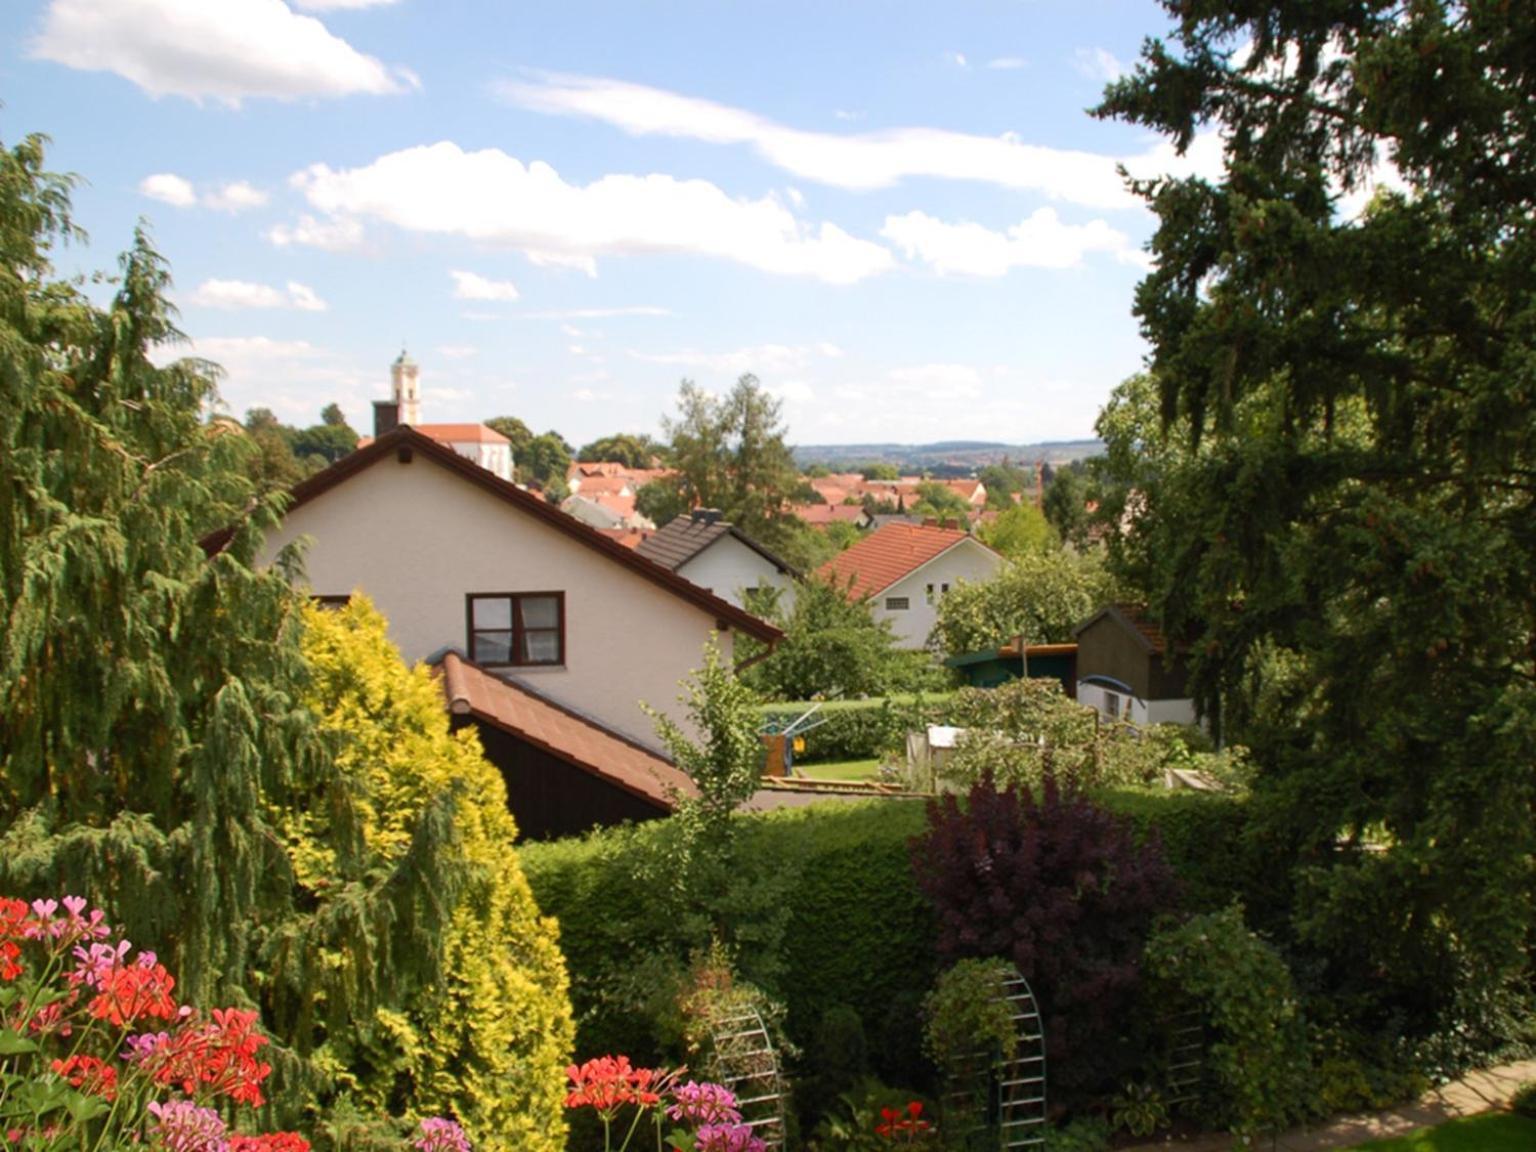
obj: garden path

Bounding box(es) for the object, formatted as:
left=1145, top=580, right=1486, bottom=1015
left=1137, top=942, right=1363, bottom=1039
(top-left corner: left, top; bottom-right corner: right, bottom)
left=1121, top=1057, right=1536, bottom=1151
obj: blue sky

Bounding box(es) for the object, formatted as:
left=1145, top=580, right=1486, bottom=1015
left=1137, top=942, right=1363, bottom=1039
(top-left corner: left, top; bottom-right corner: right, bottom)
left=0, top=0, right=1219, bottom=448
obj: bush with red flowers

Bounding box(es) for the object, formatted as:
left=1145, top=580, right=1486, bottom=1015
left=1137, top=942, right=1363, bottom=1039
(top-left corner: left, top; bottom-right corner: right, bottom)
left=0, top=894, right=471, bottom=1152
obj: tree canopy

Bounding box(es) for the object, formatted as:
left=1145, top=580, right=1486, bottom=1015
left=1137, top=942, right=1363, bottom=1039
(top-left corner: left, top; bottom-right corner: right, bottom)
left=661, top=376, right=798, bottom=542
left=1097, top=1, right=1536, bottom=1033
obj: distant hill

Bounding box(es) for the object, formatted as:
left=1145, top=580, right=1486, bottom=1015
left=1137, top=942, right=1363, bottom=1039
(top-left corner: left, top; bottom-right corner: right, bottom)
left=791, top=439, right=1103, bottom=476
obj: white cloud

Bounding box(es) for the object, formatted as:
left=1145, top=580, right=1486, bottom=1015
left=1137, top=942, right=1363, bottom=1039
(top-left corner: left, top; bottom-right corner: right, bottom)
left=31, top=0, right=415, bottom=105
left=293, top=0, right=401, bottom=8
left=526, top=250, right=599, bottom=276
left=267, top=213, right=365, bottom=251
left=881, top=207, right=1134, bottom=275
left=1075, top=47, right=1125, bottom=84
left=944, top=51, right=969, bottom=69
left=766, top=379, right=815, bottom=404
left=627, top=342, right=842, bottom=376
left=526, top=306, right=672, bottom=320
left=203, top=180, right=269, bottom=212
left=292, top=142, right=894, bottom=284
left=497, top=72, right=1149, bottom=209
left=187, top=278, right=329, bottom=311
left=284, top=282, right=328, bottom=311
left=140, top=173, right=196, bottom=206
left=987, top=57, right=1028, bottom=71
left=449, top=270, right=521, bottom=302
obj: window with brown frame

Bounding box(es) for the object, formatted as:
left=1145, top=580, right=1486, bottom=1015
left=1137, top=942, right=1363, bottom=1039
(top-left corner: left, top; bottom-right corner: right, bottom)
left=466, top=592, right=565, bottom=666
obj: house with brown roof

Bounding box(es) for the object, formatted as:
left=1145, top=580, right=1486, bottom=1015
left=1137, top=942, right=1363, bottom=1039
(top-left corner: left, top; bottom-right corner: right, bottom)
left=365, top=350, right=515, bottom=482
left=232, top=425, right=780, bottom=755
left=1072, top=604, right=1196, bottom=727
left=636, top=509, right=797, bottom=614
left=437, top=652, right=694, bottom=840
left=817, top=521, right=1003, bottom=648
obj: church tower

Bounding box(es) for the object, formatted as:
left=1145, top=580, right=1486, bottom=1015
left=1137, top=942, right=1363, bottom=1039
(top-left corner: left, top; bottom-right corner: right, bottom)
left=391, top=348, right=421, bottom=426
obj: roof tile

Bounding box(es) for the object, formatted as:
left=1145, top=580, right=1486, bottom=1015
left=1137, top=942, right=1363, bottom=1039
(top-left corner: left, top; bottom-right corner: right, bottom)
left=437, top=653, right=696, bottom=808
left=816, top=521, right=979, bottom=599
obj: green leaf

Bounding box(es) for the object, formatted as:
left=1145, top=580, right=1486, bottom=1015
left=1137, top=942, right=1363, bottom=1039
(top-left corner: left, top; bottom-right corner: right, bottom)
left=0, top=1028, right=38, bottom=1055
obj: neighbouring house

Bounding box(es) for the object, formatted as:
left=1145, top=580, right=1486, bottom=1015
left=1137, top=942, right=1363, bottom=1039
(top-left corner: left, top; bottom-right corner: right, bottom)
left=791, top=503, right=869, bottom=530
left=218, top=424, right=781, bottom=755
left=817, top=520, right=1004, bottom=648
left=561, top=490, right=656, bottom=532
left=636, top=509, right=798, bottom=614
left=1073, top=603, right=1196, bottom=727
left=944, top=640, right=1078, bottom=697
left=437, top=651, right=694, bottom=840
left=366, top=350, right=515, bottom=482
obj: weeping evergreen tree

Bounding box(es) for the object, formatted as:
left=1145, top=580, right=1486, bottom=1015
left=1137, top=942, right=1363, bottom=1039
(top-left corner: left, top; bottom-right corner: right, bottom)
left=0, top=131, right=309, bottom=1009
left=0, top=132, right=572, bottom=1144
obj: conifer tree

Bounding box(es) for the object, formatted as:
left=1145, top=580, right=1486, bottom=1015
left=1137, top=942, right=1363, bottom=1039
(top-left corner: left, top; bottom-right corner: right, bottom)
left=294, top=598, right=573, bottom=1152
left=0, top=130, right=308, bottom=1010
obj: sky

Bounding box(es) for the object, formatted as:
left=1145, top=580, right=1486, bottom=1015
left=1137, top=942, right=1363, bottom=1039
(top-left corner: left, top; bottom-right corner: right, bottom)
left=0, top=0, right=1222, bottom=449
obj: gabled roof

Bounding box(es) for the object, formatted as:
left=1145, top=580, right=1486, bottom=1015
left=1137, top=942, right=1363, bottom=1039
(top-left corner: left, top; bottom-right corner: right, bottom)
left=414, top=422, right=510, bottom=444
left=792, top=504, right=866, bottom=526
left=436, top=652, right=696, bottom=809
left=817, top=521, right=994, bottom=599
left=637, top=515, right=797, bottom=576
left=359, top=422, right=509, bottom=450
left=1073, top=603, right=1172, bottom=654
left=202, top=426, right=779, bottom=643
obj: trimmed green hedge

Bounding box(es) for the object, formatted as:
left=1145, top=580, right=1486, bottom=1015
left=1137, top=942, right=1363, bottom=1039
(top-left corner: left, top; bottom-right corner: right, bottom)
left=757, top=694, right=955, bottom=763
left=520, top=786, right=1252, bottom=1085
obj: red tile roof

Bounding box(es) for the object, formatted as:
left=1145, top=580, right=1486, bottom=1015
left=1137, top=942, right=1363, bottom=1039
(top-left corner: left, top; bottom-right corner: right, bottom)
left=414, top=422, right=510, bottom=444
left=436, top=653, right=696, bottom=809
left=817, top=521, right=980, bottom=599
left=597, top=527, right=651, bottom=549
left=792, top=504, right=865, bottom=527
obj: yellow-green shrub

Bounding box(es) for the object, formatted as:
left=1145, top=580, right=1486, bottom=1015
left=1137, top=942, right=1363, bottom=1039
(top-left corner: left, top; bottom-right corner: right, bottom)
left=296, top=598, right=573, bottom=1152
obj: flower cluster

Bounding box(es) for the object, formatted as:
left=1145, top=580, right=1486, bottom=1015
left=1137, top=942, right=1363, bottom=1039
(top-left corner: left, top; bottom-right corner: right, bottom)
left=126, top=1007, right=273, bottom=1105
left=564, top=1055, right=675, bottom=1118
left=414, top=1117, right=471, bottom=1152
left=874, top=1102, right=937, bottom=1145
left=0, top=894, right=295, bottom=1152
left=564, top=1057, right=764, bottom=1152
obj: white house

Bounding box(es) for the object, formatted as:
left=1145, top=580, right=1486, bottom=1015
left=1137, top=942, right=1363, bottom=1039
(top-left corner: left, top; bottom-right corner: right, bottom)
left=223, top=426, right=780, bottom=751
left=818, top=521, right=1003, bottom=648
left=636, top=510, right=798, bottom=615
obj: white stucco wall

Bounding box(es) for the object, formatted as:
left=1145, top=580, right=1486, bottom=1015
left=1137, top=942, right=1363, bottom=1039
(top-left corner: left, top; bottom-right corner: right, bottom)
left=1075, top=681, right=1197, bottom=728
left=257, top=452, right=736, bottom=750
left=871, top=539, right=1003, bottom=649
left=444, top=440, right=513, bottom=483
left=675, top=535, right=796, bottom=615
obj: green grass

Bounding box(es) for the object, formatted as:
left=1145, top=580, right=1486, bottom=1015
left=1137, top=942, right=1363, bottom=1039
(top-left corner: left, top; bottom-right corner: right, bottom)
left=794, top=758, right=882, bottom=782
left=1346, top=1112, right=1536, bottom=1150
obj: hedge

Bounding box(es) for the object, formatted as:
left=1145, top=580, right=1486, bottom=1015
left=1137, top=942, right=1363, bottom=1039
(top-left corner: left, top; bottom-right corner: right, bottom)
left=757, top=694, right=956, bottom=763
left=520, top=785, right=1253, bottom=1086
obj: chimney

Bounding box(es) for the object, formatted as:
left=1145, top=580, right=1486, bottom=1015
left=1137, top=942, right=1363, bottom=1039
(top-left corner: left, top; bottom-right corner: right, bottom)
left=943, top=518, right=960, bottom=530
left=691, top=508, right=723, bottom=525
left=373, top=400, right=399, bottom=438
left=923, top=516, right=938, bottom=527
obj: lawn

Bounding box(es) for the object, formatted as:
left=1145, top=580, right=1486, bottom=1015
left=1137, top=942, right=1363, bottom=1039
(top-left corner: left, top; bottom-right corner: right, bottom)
left=794, top=758, right=882, bottom=782
left=1347, top=1112, right=1536, bottom=1150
